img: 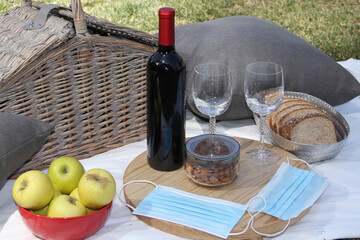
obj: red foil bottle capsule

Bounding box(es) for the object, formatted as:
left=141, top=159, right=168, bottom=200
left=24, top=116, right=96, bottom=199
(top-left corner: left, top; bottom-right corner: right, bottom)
left=158, top=8, right=175, bottom=46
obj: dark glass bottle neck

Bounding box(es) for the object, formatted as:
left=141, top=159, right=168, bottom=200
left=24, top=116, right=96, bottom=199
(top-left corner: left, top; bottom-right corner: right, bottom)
left=158, top=45, right=175, bottom=52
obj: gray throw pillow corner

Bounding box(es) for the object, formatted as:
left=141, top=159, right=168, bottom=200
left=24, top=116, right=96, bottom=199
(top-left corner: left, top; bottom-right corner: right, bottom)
left=0, top=113, right=53, bottom=189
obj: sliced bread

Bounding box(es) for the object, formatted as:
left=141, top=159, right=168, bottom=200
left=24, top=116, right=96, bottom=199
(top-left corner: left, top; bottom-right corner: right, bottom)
left=273, top=104, right=317, bottom=134
left=267, top=99, right=312, bottom=130
left=267, top=96, right=338, bottom=145
left=280, top=114, right=337, bottom=145
left=276, top=107, right=324, bottom=134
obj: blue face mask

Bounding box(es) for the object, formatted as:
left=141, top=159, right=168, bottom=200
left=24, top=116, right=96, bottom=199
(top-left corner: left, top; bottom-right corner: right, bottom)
left=120, top=159, right=328, bottom=239
left=249, top=161, right=328, bottom=221
left=119, top=180, right=252, bottom=239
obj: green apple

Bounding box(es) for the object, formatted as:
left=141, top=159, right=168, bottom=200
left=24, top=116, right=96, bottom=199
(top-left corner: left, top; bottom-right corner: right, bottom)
left=30, top=205, right=49, bottom=216
left=48, top=156, right=85, bottom=194
left=47, top=195, right=86, bottom=218
left=12, top=170, right=54, bottom=210
left=69, top=187, right=80, bottom=200
left=53, top=187, right=61, bottom=199
left=70, top=187, right=98, bottom=214
left=29, top=185, right=60, bottom=216
left=85, top=207, right=97, bottom=215
left=78, top=169, right=116, bottom=210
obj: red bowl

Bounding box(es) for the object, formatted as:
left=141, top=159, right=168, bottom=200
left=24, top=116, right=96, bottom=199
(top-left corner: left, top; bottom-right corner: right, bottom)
left=18, top=201, right=112, bottom=240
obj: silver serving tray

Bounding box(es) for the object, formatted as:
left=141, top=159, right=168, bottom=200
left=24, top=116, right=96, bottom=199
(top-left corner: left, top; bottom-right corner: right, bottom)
left=254, top=91, right=350, bottom=163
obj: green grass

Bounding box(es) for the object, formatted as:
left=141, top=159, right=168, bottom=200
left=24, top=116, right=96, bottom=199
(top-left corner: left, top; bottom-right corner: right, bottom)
left=1, top=0, right=359, bottom=61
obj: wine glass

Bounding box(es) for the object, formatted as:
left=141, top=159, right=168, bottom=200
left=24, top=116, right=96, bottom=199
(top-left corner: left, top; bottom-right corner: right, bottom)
left=244, top=62, right=284, bottom=165
left=192, top=63, right=232, bottom=135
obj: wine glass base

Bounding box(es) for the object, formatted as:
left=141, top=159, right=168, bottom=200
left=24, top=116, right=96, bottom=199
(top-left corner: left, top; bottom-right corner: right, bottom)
left=244, top=148, right=279, bottom=166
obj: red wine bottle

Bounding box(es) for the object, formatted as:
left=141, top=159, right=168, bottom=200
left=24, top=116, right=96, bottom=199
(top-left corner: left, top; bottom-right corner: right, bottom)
left=146, top=7, right=186, bottom=171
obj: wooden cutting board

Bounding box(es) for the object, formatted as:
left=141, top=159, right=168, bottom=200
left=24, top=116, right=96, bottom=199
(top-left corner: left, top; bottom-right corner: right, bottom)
left=123, top=137, right=310, bottom=240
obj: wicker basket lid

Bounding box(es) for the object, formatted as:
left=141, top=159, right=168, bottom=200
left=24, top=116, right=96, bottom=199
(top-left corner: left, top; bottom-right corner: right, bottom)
left=0, top=5, right=75, bottom=82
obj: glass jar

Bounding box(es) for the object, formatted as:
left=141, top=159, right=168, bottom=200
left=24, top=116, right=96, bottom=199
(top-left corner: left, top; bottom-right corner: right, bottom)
left=185, top=134, right=240, bottom=187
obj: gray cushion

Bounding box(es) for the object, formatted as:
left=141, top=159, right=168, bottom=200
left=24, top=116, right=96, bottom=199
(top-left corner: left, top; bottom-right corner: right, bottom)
left=0, top=113, right=53, bottom=189
left=175, top=16, right=360, bottom=120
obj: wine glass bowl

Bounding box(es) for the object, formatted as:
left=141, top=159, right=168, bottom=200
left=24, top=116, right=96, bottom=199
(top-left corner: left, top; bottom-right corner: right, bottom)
left=192, top=63, right=232, bottom=135
left=246, top=88, right=283, bottom=115
left=244, top=62, right=284, bottom=165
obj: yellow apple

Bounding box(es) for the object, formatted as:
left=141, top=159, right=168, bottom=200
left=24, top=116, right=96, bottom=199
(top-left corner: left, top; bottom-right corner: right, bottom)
left=78, top=169, right=116, bottom=210
left=47, top=195, right=86, bottom=218
left=70, top=187, right=98, bottom=214
left=12, top=170, right=54, bottom=210
left=85, top=207, right=97, bottom=215
left=48, top=157, right=85, bottom=194
left=69, top=187, right=80, bottom=200
left=30, top=205, right=49, bottom=216
left=30, top=186, right=60, bottom=216
left=53, top=187, right=61, bottom=199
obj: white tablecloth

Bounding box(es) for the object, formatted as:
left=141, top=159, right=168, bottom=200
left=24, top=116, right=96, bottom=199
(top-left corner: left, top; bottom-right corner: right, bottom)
left=1, top=59, right=359, bottom=240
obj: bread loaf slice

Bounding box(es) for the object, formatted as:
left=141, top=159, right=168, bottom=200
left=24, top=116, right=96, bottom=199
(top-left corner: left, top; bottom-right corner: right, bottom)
left=267, top=98, right=313, bottom=130
left=266, top=96, right=338, bottom=145
left=273, top=104, right=317, bottom=134
left=276, top=107, right=324, bottom=134
left=280, top=114, right=337, bottom=145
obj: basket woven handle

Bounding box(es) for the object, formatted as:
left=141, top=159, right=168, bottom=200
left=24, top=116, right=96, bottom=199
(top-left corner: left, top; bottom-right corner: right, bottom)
left=21, top=0, right=89, bottom=37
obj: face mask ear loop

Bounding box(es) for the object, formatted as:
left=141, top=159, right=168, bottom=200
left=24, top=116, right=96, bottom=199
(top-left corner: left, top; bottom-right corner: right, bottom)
left=288, top=157, right=329, bottom=185
left=228, top=195, right=266, bottom=236
left=246, top=195, right=291, bottom=238
left=287, top=157, right=320, bottom=174
left=230, top=195, right=291, bottom=238
left=118, top=180, right=158, bottom=211
left=250, top=217, right=291, bottom=238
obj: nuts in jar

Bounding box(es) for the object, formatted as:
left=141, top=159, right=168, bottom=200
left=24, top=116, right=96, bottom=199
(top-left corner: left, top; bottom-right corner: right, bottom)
left=185, top=134, right=240, bottom=187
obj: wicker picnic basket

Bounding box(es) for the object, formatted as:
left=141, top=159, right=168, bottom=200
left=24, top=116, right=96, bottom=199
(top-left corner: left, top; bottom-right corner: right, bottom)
left=0, top=0, right=157, bottom=177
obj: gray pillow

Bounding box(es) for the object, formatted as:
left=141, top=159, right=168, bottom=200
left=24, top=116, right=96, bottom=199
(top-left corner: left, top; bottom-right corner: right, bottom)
left=0, top=113, right=53, bottom=189
left=175, top=16, right=360, bottom=120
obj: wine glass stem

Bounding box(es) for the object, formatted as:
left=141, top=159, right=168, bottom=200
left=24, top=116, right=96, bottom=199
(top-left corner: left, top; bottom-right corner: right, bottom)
left=209, top=116, right=216, bottom=134
left=259, top=115, right=266, bottom=153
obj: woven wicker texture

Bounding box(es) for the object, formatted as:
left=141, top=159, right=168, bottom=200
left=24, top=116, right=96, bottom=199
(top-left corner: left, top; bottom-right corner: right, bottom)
left=0, top=3, right=74, bottom=82
left=0, top=0, right=157, bottom=177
